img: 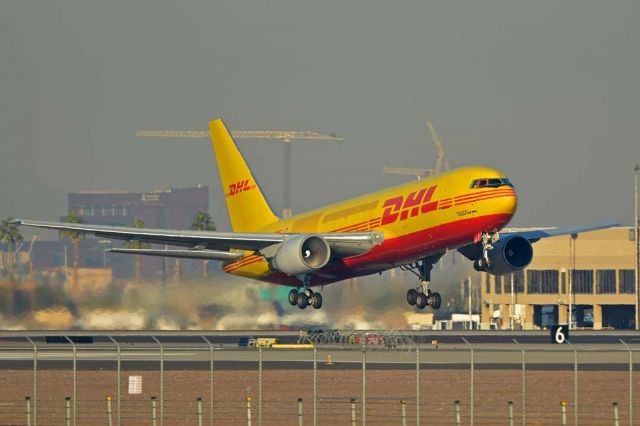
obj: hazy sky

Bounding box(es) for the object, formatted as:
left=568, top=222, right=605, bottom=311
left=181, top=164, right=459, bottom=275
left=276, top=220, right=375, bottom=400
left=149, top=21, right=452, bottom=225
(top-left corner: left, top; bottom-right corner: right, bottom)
left=1, top=1, right=639, bottom=233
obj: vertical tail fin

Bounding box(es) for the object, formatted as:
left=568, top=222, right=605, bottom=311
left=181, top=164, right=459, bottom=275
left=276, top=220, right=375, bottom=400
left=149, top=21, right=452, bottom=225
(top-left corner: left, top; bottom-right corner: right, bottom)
left=209, top=119, right=279, bottom=232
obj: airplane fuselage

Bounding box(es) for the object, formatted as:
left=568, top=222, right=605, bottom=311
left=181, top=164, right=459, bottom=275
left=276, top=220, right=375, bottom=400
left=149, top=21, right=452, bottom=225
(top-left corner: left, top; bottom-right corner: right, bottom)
left=223, top=165, right=517, bottom=286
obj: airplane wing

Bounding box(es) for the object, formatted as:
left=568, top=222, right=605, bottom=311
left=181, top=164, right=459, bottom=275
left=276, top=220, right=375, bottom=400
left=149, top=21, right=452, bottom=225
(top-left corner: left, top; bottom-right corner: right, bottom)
left=498, top=220, right=620, bottom=243
left=457, top=220, right=619, bottom=260
left=15, top=219, right=384, bottom=259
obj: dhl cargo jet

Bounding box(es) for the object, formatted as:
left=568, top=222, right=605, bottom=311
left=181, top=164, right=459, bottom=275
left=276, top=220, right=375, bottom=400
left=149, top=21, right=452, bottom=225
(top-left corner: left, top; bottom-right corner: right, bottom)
left=16, top=119, right=618, bottom=310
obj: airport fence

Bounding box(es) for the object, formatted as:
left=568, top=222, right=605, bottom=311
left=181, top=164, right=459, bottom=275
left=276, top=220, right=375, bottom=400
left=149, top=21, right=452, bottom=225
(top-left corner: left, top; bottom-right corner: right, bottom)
left=0, top=333, right=638, bottom=425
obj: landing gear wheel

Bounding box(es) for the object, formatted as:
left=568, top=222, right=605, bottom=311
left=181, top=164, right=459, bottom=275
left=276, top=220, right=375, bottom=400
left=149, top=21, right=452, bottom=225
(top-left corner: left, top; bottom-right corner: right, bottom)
left=415, top=292, right=428, bottom=309
left=311, top=293, right=323, bottom=309
left=473, top=258, right=487, bottom=272
left=407, top=289, right=418, bottom=305
left=288, top=289, right=299, bottom=306
left=296, top=293, right=309, bottom=309
left=430, top=292, right=442, bottom=309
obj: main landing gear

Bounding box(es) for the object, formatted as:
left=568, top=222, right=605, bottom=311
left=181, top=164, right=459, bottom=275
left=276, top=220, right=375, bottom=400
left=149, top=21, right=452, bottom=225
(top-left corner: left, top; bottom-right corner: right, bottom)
left=401, top=258, right=442, bottom=310
left=288, top=275, right=322, bottom=310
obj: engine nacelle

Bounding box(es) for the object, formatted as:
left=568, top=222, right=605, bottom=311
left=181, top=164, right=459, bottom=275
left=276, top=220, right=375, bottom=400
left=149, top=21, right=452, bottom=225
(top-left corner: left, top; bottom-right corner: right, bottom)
left=270, top=235, right=331, bottom=276
left=485, top=235, right=533, bottom=276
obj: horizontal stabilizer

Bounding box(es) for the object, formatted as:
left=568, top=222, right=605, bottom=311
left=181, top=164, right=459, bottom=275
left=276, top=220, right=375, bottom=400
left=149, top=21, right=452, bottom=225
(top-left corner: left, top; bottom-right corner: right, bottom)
left=107, top=248, right=244, bottom=261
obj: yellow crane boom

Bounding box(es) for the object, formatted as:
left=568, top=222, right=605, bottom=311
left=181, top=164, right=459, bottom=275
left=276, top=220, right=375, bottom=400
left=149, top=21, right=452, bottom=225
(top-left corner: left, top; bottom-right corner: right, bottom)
left=135, top=130, right=342, bottom=143
left=136, top=128, right=342, bottom=218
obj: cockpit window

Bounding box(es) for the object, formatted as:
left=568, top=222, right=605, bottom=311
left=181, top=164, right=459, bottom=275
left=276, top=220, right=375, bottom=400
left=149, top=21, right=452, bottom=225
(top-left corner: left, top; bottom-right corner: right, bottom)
left=471, top=178, right=513, bottom=189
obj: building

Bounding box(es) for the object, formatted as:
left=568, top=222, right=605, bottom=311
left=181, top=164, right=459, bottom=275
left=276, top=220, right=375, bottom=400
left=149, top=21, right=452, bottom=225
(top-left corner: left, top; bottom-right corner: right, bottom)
left=28, top=185, right=210, bottom=279
left=67, top=185, right=208, bottom=230
left=481, top=227, right=636, bottom=330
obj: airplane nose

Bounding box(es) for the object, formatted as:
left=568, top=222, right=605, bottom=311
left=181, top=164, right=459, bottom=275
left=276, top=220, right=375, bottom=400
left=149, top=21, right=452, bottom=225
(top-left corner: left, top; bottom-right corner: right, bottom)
left=487, top=188, right=517, bottom=231
left=502, top=189, right=518, bottom=217
left=488, top=185, right=517, bottom=218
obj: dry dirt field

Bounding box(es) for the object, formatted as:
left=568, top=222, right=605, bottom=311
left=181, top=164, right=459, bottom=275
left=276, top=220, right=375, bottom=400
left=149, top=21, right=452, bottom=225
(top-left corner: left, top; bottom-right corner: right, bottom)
left=0, top=367, right=637, bottom=425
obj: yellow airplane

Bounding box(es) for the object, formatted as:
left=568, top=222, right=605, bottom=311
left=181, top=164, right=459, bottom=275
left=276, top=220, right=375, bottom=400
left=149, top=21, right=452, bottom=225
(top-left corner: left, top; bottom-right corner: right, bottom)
left=16, top=119, right=617, bottom=310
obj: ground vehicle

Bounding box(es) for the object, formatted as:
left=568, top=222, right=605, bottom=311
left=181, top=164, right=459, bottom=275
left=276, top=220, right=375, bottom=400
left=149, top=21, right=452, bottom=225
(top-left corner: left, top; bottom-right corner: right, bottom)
left=255, top=337, right=280, bottom=348
left=239, top=337, right=280, bottom=348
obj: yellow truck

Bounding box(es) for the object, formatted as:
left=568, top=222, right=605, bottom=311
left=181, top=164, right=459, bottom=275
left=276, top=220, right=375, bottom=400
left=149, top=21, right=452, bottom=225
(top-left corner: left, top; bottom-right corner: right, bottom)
left=255, top=337, right=279, bottom=348
left=239, top=337, right=281, bottom=348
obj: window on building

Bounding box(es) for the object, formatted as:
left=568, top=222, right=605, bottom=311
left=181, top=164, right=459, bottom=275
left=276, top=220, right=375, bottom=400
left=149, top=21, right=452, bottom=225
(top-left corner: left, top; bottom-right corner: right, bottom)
left=485, top=274, right=491, bottom=294
left=527, top=270, right=539, bottom=294
left=572, top=270, right=594, bottom=294
left=527, top=270, right=559, bottom=294
left=561, top=271, right=566, bottom=294
left=112, top=206, right=128, bottom=217
left=494, top=275, right=502, bottom=294
left=619, top=270, right=636, bottom=294
left=596, top=270, right=616, bottom=294
left=503, top=273, right=523, bottom=293
left=514, top=271, right=525, bottom=293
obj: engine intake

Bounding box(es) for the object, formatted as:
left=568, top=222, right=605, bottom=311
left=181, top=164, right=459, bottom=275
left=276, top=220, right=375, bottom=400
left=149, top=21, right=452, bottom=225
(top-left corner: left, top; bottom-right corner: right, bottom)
left=270, top=235, right=331, bottom=276
left=486, top=235, right=533, bottom=275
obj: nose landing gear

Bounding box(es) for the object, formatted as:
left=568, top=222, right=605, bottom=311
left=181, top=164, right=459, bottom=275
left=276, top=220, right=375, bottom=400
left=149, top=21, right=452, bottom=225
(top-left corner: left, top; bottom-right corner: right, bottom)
left=473, top=232, right=495, bottom=272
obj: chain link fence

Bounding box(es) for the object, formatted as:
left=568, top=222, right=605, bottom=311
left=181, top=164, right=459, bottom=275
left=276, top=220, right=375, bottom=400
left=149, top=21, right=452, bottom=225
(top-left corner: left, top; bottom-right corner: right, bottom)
left=0, top=333, right=637, bottom=425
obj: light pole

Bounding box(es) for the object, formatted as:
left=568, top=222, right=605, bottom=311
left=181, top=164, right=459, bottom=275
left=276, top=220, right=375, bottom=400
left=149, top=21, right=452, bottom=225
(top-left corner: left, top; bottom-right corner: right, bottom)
left=634, top=163, right=639, bottom=330
left=98, top=240, right=111, bottom=268
left=467, top=276, right=473, bottom=330
left=510, top=273, right=515, bottom=330
left=568, top=233, right=577, bottom=330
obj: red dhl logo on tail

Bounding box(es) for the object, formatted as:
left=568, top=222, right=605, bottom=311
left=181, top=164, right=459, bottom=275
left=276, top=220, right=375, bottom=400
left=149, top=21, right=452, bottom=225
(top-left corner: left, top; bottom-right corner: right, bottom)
left=381, top=185, right=437, bottom=225
left=226, top=179, right=256, bottom=197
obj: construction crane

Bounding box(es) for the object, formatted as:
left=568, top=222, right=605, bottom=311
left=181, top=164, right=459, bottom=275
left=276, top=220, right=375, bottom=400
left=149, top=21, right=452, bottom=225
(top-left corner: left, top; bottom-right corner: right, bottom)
left=382, top=120, right=449, bottom=179
left=427, top=120, right=449, bottom=174
left=135, top=129, right=343, bottom=218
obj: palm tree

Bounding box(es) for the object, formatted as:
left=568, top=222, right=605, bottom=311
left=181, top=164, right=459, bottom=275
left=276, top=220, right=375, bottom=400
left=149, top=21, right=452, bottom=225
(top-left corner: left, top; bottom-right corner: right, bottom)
left=191, top=212, right=216, bottom=277
left=123, top=217, right=150, bottom=284
left=59, top=212, right=85, bottom=296
left=0, top=217, right=24, bottom=275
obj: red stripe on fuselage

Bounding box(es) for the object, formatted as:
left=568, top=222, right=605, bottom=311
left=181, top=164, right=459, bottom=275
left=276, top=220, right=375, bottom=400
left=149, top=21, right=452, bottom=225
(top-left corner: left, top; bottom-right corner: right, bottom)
left=455, top=193, right=515, bottom=207
left=223, top=254, right=263, bottom=272
left=455, top=189, right=515, bottom=202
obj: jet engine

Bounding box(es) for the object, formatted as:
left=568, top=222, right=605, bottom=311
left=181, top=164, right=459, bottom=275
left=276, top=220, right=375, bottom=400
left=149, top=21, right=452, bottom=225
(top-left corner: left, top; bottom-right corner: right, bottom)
left=485, top=235, right=533, bottom=275
left=270, top=235, right=331, bottom=276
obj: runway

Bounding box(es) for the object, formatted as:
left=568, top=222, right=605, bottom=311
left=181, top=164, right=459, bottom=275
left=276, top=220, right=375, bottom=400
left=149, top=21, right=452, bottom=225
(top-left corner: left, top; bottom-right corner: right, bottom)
left=0, top=329, right=640, bottom=344
left=0, top=330, right=638, bottom=371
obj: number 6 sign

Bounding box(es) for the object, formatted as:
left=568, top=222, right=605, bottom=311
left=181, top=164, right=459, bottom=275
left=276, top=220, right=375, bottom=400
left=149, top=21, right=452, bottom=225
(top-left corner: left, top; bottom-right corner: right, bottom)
left=551, top=325, right=569, bottom=344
